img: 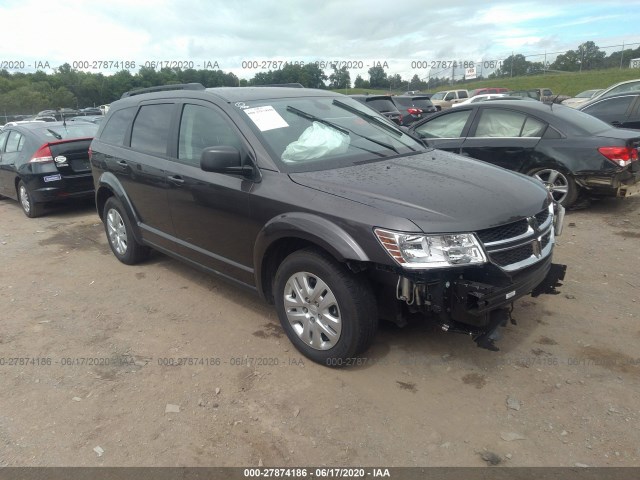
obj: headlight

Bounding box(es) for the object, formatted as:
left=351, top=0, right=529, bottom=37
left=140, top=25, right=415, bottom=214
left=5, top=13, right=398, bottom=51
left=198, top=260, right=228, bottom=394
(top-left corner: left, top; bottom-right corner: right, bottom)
left=374, top=228, right=487, bottom=269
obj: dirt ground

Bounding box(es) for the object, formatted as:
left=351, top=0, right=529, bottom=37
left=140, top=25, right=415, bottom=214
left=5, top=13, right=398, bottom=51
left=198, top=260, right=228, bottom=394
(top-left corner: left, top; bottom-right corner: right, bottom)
left=0, top=195, right=638, bottom=468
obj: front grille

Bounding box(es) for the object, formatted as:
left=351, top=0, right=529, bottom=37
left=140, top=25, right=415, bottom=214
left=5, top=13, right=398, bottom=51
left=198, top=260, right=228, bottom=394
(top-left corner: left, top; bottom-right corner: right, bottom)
left=477, top=207, right=553, bottom=272
left=491, top=244, right=533, bottom=267
left=476, top=219, right=528, bottom=244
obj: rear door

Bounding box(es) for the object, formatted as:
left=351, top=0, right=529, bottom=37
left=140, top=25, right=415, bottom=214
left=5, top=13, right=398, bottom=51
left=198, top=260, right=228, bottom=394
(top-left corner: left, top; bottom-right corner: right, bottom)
left=96, top=102, right=177, bottom=250
left=460, top=107, right=546, bottom=172
left=0, top=130, right=11, bottom=196
left=0, top=130, right=25, bottom=198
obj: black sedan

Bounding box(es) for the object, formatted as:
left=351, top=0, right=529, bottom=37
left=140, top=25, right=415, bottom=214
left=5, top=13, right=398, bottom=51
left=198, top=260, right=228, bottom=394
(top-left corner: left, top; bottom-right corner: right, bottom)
left=0, top=121, right=99, bottom=217
left=407, top=100, right=640, bottom=207
left=578, top=94, right=640, bottom=130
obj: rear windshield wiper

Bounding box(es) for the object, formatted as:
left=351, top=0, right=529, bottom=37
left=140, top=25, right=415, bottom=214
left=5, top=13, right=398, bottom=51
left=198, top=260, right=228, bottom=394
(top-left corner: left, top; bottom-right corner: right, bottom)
left=286, top=105, right=398, bottom=154
left=47, top=129, right=63, bottom=140
left=332, top=99, right=403, bottom=136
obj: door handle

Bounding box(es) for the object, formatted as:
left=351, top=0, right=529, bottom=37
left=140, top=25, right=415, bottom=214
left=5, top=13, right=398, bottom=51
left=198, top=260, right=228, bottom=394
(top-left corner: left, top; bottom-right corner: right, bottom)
left=167, top=175, right=185, bottom=185
left=116, top=160, right=129, bottom=168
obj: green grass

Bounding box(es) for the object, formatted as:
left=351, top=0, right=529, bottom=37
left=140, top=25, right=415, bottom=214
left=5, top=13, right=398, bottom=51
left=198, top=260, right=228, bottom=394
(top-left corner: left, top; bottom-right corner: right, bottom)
left=335, top=68, right=640, bottom=97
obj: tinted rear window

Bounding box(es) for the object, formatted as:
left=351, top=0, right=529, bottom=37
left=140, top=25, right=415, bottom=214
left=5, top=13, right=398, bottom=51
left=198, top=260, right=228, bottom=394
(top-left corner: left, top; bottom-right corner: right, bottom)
left=366, top=98, right=398, bottom=113
left=412, top=99, right=434, bottom=109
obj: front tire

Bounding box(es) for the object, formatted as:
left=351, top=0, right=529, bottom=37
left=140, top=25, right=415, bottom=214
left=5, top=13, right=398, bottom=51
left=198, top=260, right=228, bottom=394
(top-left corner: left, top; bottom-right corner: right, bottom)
left=527, top=167, right=578, bottom=208
left=103, top=196, right=150, bottom=265
left=18, top=181, right=43, bottom=218
left=273, top=248, right=378, bottom=366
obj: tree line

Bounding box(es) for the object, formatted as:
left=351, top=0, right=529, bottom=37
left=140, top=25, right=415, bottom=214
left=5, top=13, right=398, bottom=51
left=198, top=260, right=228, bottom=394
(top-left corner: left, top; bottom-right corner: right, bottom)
left=1, top=40, right=639, bottom=116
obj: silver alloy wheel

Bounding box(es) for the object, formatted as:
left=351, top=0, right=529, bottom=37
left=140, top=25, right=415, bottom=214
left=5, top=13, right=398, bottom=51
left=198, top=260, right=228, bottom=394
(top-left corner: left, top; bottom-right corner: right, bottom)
left=19, top=185, right=30, bottom=214
left=283, top=271, right=342, bottom=350
left=106, top=208, right=128, bottom=256
left=532, top=169, right=570, bottom=204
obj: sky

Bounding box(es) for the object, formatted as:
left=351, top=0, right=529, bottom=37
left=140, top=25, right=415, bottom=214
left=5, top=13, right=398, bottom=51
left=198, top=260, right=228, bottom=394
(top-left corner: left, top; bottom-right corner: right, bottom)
left=2, top=0, right=640, bottom=82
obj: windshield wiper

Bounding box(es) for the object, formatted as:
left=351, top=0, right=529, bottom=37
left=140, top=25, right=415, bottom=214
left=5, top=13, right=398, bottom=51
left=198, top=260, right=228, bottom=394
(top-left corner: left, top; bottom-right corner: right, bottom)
left=287, top=104, right=399, bottom=154
left=332, top=99, right=402, bottom=136
left=285, top=106, right=350, bottom=135
left=47, top=129, right=63, bottom=140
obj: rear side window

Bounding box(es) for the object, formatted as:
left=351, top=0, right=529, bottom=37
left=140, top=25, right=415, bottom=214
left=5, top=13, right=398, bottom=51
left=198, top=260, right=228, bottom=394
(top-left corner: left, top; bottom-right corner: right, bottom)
left=100, top=107, right=136, bottom=146
left=458, top=91, right=468, bottom=99
left=130, top=104, right=174, bottom=156
left=5, top=131, right=24, bottom=153
left=474, top=109, right=545, bottom=137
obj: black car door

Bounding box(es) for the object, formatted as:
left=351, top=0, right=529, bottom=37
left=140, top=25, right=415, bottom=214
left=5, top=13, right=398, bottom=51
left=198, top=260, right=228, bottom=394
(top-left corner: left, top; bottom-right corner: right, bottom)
left=459, top=107, right=546, bottom=172
left=410, top=108, right=475, bottom=153
left=0, top=130, right=25, bottom=199
left=115, top=102, right=176, bottom=250
left=0, top=130, right=10, bottom=197
left=165, top=101, right=257, bottom=285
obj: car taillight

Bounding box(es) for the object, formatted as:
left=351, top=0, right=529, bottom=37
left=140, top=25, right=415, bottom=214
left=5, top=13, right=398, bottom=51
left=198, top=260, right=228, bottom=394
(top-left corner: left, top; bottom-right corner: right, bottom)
left=598, top=146, right=639, bottom=167
left=30, top=144, right=54, bottom=163
left=407, top=108, right=422, bottom=115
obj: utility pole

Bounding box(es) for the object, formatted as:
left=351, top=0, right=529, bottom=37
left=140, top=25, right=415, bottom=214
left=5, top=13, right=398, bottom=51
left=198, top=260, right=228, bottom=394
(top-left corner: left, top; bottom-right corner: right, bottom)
left=510, top=51, right=514, bottom=77
left=620, top=41, right=625, bottom=69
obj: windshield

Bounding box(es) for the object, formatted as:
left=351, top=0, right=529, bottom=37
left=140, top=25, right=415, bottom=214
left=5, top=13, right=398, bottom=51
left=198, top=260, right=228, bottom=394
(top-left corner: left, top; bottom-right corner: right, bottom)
left=430, top=92, right=446, bottom=100
left=576, top=89, right=599, bottom=98
left=237, top=96, right=425, bottom=172
left=37, top=123, right=99, bottom=139
left=553, top=104, right=616, bottom=135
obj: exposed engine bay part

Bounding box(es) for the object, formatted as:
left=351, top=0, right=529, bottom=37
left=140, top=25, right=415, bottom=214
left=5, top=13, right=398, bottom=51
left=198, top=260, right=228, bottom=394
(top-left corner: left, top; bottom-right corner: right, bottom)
left=392, top=260, right=567, bottom=351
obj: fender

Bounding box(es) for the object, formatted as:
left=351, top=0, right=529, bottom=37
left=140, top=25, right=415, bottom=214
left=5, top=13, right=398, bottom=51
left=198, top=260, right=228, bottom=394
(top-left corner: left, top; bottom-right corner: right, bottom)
left=95, top=172, right=145, bottom=244
left=253, top=212, right=370, bottom=300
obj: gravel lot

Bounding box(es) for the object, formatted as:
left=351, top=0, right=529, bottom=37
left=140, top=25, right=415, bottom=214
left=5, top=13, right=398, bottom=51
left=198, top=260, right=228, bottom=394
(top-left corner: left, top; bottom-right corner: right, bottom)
left=0, top=195, right=639, bottom=467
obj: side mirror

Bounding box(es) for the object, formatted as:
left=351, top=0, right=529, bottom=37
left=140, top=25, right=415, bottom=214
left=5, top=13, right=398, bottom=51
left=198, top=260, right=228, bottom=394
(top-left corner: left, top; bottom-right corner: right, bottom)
left=200, top=146, right=254, bottom=178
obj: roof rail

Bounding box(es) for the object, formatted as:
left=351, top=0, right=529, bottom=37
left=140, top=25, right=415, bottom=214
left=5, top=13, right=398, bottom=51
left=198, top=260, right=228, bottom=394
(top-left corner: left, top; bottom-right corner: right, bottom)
left=253, top=83, right=305, bottom=88
left=121, top=83, right=206, bottom=99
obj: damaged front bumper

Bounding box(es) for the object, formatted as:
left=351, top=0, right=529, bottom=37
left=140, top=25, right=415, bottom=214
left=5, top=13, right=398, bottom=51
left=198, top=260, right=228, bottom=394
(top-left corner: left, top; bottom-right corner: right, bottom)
left=372, top=203, right=567, bottom=351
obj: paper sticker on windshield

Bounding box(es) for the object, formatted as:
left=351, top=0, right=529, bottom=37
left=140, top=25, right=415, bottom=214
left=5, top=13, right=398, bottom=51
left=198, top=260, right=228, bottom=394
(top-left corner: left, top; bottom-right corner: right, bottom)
left=244, top=106, right=289, bottom=131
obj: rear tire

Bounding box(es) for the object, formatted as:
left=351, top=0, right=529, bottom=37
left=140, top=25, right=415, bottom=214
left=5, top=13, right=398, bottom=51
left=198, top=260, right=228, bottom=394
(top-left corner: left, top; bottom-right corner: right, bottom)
left=527, top=167, right=578, bottom=208
left=18, top=181, right=43, bottom=218
left=273, top=248, right=378, bottom=367
left=103, top=196, right=150, bottom=265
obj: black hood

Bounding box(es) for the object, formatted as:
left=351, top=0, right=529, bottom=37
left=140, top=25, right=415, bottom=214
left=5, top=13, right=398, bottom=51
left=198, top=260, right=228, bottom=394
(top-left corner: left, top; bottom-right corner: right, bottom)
left=290, top=150, right=550, bottom=233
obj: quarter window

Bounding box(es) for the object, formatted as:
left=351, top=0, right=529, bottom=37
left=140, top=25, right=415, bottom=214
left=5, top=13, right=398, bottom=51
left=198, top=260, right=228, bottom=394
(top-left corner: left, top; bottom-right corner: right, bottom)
left=0, top=131, right=8, bottom=152
left=100, top=107, right=136, bottom=146
left=130, top=104, right=174, bottom=156
left=178, top=104, right=243, bottom=166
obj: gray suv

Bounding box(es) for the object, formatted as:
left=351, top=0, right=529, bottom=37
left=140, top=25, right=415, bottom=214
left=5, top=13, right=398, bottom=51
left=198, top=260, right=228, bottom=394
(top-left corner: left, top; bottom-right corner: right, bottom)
left=89, top=83, right=566, bottom=365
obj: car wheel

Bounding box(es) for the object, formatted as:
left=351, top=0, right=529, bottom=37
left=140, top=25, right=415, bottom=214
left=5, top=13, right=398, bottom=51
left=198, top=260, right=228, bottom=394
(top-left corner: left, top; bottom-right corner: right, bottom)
left=527, top=167, right=578, bottom=208
left=18, top=181, right=43, bottom=218
left=273, top=248, right=378, bottom=366
left=103, top=196, right=150, bottom=265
